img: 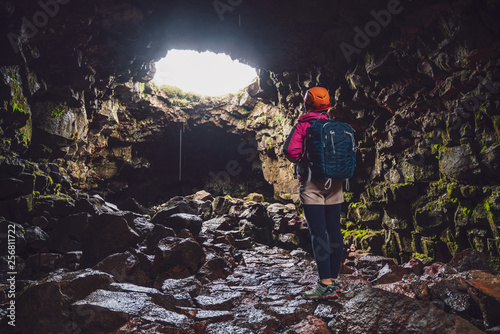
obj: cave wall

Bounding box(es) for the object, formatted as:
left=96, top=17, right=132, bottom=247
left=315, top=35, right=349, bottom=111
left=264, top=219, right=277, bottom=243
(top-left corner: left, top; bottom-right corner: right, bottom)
left=1, top=0, right=500, bottom=263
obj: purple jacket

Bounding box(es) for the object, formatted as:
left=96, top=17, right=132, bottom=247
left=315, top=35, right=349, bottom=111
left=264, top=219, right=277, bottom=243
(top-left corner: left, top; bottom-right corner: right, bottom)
left=285, top=112, right=329, bottom=162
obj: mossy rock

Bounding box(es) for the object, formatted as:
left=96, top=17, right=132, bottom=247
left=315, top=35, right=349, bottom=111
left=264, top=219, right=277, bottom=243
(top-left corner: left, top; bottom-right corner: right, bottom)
left=414, top=198, right=456, bottom=236
left=347, top=201, right=383, bottom=228
left=439, top=144, right=481, bottom=182
left=400, top=160, right=439, bottom=183
left=343, top=226, right=384, bottom=254
left=387, top=183, right=419, bottom=202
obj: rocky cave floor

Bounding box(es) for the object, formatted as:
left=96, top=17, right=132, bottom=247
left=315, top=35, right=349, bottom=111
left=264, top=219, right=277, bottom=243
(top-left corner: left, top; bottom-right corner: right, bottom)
left=1, top=186, right=499, bottom=334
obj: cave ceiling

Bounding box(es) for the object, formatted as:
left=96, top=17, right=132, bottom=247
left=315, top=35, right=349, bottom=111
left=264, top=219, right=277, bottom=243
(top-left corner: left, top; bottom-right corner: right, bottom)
left=1, top=0, right=430, bottom=89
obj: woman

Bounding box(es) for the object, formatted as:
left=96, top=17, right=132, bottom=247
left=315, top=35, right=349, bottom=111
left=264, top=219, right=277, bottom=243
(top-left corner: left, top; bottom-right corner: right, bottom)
left=284, top=86, right=344, bottom=299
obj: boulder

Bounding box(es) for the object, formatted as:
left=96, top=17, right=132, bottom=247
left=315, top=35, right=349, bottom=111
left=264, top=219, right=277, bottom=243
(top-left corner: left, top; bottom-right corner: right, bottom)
left=144, top=224, right=176, bottom=252
left=444, top=248, right=492, bottom=274
left=212, top=196, right=236, bottom=216
left=289, top=315, right=329, bottom=334
left=332, top=287, right=483, bottom=333
left=197, top=252, right=234, bottom=281
left=373, top=263, right=413, bottom=284
left=155, top=213, right=203, bottom=236
left=2, top=269, right=114, bottom=333
left=151, top=237, right=205, bottom=279
left=71, top=289, right=192, bottom=333
left=464, top=271, right=500, bottom=329
left=81, top=213, right=141, bottom=266
left=93, top=251, right=140, bottom=283
left=440, top=144, right=481, bottom=182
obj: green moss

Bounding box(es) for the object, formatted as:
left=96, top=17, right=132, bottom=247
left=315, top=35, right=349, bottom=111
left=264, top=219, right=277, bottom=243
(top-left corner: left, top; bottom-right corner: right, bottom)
left=461, top=207, right=472, bottom=216
left=411, top=252, right=433, bottom=263
left=50, top=104, right=70, bottom=118
left=12, top=102, right=26, bottom=114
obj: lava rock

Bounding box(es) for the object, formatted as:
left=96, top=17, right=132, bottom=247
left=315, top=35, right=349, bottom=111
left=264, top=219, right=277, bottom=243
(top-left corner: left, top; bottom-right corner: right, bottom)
left=81, top=213, right=141, bottom=266
left=440, top=144, right=481, bottom=182
left=331, top=287, right=484, bottom=333
left=3, top=269, right=114, bottom=333
left=71, top=289, right=192, bottom=333
left=155, top=213, right=203, bottom=236
left=151, top=237, right=205, bottom=279
left=444, top=248, right=492, bottom=274
left=144, top=224, right=177, bottom=252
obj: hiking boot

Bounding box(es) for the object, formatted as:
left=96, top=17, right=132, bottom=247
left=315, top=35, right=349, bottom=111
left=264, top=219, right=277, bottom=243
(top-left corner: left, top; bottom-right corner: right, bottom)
left=303, top=281, right=338, bottom=300
left=331, top=280, right=341, bottom=294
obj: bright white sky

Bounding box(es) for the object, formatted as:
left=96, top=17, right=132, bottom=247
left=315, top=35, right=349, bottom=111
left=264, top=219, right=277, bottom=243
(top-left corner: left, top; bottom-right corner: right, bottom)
left=152, top=50, right=258, bottom=96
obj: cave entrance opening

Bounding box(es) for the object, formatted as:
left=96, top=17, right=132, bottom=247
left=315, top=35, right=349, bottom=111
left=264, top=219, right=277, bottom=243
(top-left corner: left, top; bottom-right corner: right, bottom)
left=152, top=49, right=258, bottom=96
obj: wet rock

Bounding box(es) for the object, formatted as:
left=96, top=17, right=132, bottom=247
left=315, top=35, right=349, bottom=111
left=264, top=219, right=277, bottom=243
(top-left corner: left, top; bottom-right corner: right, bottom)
left=356, top=254, right=396, bottom=271
left=74, top=196, right=101, bottom=216
left=445, top=248, right=492, bottom=274
left=144, top=224, right=176, bottom=252
left=5, top=269, right=114, bottom=334
left=151, top=237, right=205, bottom=279
left=465, top=271, right=500, bottom=329
left=429, top=278, right=478, bottom=321
left=94, top=251, right=139, bottom=283
left=81, top=213, right=141, bottom=266
left=161, top=275, right=203, bottom=298
left=212, top=196, right=236, bottom=216
left=331, top=287, right=484, bottom=333
left=424, top=262, right=446, bottom=277
left=239, top=218, right=273, bottom=245
left=24, top=226, right=49, bottom=250
left=243, top=305, right=282, bottom=332
left=155, top=213, right=203, bottom=236
left=375, top=281, right=416, bottom=299
left=71, top=289, right=192, bottom=333
left=277, top=233, right=301, bottom=250
left=204, top=322, right=253, bottom=334
left=194, top=291, right=245, bottom=310
left=153, top=197, right=201, bottom=221
left=113, top=317, right=195, bottom=334
left=108, top=282, right=185, bottom=314
left=195, top=309, right=233, bottom=323
left=402, top=258, right=425, bottom=275
left=197, top=252, right=234, bottom=281
left=290, top=315, right=329, bottom=334
left=373, top=263, right=413, bottom=284
left=125, top=214, right=154, bottom=238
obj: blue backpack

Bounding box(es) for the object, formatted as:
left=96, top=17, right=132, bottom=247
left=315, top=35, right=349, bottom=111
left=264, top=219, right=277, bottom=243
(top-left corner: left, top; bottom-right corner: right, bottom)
left=304, top=114, right=356, bottom=183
